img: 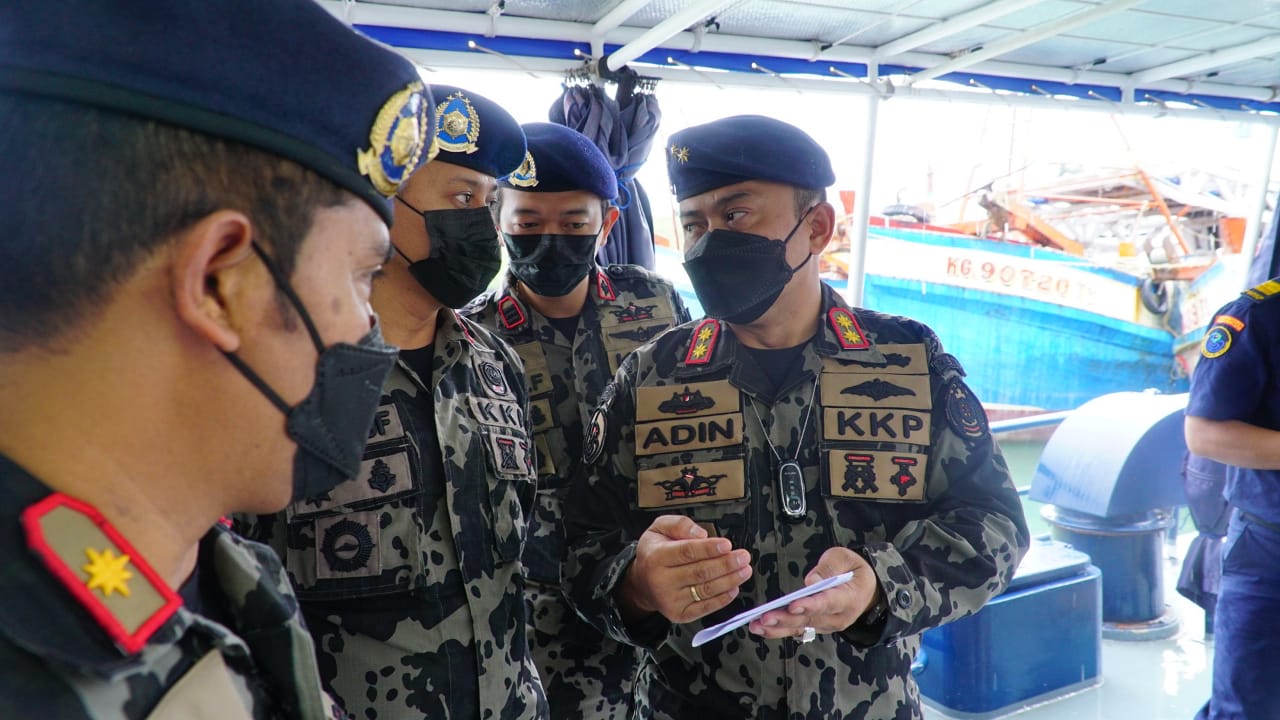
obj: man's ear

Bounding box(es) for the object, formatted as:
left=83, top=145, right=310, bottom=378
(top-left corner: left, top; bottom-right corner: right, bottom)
left=598, top=205, right=622, bottom=249
left=171, top=210, right=257, bottom=353
left=806, top=201, right=836, bottom=255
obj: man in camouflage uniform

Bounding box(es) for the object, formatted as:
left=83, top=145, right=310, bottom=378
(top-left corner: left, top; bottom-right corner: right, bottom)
left=464, top=122, right=690, bottom=719
left=566, top=116, right=1029, bottom=719
left=0, top=1, right=433, bottom=717
left=238, top=87, right=550, bottom=719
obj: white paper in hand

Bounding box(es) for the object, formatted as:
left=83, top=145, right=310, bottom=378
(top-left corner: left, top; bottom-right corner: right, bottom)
left=690, top=571, right=854, bottom=647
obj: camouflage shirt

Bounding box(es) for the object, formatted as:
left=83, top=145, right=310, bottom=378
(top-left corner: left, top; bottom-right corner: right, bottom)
left=566, top=283, right=1029, bottom=719
left=236, top=310, right=548, bottom=720
left=464, top=266, right=689, bottom=719
left=0, top=454, right=346, bottom=720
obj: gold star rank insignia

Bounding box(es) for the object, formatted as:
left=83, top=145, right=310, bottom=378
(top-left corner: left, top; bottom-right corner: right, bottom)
left=828, top=308, right=869, bottom=350
left=684, top=319, right=721, bottom=365
left=21, top=493, right=181, bottom=653
left=670, top=145, right=690, bottom=164
left=84, top=547, right=133, bottom=597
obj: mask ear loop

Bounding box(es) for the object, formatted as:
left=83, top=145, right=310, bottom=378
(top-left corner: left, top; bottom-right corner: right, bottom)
left=249, top=243, right=326, bottom=354
left=780, top=204, right=819, bottom=274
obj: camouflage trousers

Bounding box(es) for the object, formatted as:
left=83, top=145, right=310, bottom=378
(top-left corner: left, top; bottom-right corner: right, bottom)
left=526, top=582, right=649, bottom=720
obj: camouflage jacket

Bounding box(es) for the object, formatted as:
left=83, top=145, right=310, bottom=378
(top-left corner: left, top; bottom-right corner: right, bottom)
left=566, top=283, right=1029, bottom=719
left=0, top=455, right=345, bottom=720
left=236, top=310, right=548, bottom=720
left=464, top=266, right=688, bottom=719
left=464, top=266, right=690, bottom=584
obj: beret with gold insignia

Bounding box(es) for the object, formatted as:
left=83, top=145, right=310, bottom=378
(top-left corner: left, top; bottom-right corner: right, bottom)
left=667, top=115, right=835, bottom=201
left=0, top=0, right=433, bottom=225
left=428, top=84, right=526, bottom=179
left=500, top=122, right=618, bottom=201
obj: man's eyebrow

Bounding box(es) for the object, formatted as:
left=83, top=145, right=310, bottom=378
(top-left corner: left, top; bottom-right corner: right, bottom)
left=680, top=190, right=755, bottom=220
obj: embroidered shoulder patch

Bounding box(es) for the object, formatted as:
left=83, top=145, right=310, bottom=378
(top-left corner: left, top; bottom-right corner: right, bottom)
left=828, top=308, right=870, bottom=350
left=1214, top=314, right=1245, bottom=332
left=583, top=408, right=608, bottom=466
left=21, top=493, right=181, bottom=654
left=1201, top=325, right=1233, bottom=359
left=943, top=380, right=988, bottom=441
left=684, top=319, right=721, bottom=365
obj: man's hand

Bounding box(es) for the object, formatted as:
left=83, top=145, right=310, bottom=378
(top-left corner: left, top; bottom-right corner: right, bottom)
left=616, top=515, right=752, bottom=624
left=747, top=546, right=881, bottom=640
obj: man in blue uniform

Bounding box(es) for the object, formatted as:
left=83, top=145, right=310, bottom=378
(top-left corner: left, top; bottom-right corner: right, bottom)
left=1186, top=279, right=1280, bottom=720
left=566, top=115, right=1028, bottom=718
left=0, top=1, right=433, bottom=717
left=465, top=122, right=689, bottom=719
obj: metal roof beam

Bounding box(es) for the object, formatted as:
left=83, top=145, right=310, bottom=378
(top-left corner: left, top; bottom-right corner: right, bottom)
left=907, top=0, right=1147, bottom=85
left=874, top=0, right=1043, bottom=60
left=593, top=0, right=656, bottom=38
left=1131, top=34, right=1280, bottom=83
left=605, top=0, right=738, bottom=70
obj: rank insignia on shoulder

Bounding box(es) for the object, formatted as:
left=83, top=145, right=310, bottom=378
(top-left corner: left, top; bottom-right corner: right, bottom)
left=684, top=319, right=721, bottom=365
left=21, top=493, right=181, bottom=654
left=1213, top=314, right=1245, bottom=332
left=1201, top=325, right=1233, bottom=358
left=1244, top=279, right=1280, bottom=300
left=828, top=308, right=870, bottom=350
left=498, top=295, right=527, bottom=330
left=596, top=272, right=617, bottom=301
left=944, top=379, right=989, bottom=442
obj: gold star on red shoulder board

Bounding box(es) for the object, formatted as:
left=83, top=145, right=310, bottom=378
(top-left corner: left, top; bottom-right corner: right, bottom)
left=684, top=319, right=720, bottom=365
left=829, top=308, right=869, bottom=350
left=21, top=493, right=181, bottom=654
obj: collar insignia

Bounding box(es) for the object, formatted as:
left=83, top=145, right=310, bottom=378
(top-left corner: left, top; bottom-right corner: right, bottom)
left=829, top=308, right=870, bottom=350
left=684, top=319, right=721, bottom=365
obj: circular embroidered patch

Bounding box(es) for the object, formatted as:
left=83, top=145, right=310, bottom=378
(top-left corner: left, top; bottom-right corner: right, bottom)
left=944, top=380, right=988, bottom=441
left=320, top=518, right=375, bottom=573
left=1201, top=326, right=1232, bottom=359
left=479, top=360, right=509, bottom=397
left=583, top=408, right=607, bottom=466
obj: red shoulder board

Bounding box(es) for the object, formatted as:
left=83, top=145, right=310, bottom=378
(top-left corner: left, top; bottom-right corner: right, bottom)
left=596, top=271, right=617, bottom=301
left=498, top=295, right=527, bottom=330
left=21, top=493, right=181, bottom=654
left=828, top=308, right=870, bottom=350
left=684, top=318, right=721, bottom=365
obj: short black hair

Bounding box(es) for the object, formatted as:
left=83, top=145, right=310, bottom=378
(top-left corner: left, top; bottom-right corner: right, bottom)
left=0, top=92, right=351, bottom=352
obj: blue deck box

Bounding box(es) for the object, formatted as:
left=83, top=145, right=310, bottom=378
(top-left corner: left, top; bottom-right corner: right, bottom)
left=915, top=539, right=1102, bottom=718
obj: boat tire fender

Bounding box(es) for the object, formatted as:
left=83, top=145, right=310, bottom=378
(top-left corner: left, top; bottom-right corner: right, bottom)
left=1140, top=277, right=1169, bottom=315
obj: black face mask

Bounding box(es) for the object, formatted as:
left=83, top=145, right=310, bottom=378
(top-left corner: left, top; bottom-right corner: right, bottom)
left=224, top=244, right=397, bottom=503
left=503, top=232, right=599, bottom=298
left=682, top=208, right=814, bottom=324
left=396, top=200, right=502, bottom=309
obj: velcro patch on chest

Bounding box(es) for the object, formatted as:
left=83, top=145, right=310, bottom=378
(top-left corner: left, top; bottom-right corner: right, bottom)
left=291, top=446, right=416, bottom=516
left=469, top=396, right=526, bottom=432
left=529, top=397, right=555, bottom=433
left=636, top=380, right=740, bottom=422
left=635, top=412, right=744, bottom=456
left=513, top=341, right=553, bottom=398
left=471, top=353, right=515, bottom=400
left=825, top=450, right=928, bottom=502
left=486, top=430, right=536, bottom=480
left=366, top=401, right=407, bottom=444
left=822, top=344, right=927, bottom=375
left=636, top=459, right=746, bottom=508
left=820, top=374, right=932, bottom=410
left=315, top=511, right=381, bottom=580
left=822, top=407, right=932, bottom=444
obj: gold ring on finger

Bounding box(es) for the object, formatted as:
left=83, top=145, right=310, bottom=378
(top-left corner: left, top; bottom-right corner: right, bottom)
left=689, top=585, right=702, bottom=603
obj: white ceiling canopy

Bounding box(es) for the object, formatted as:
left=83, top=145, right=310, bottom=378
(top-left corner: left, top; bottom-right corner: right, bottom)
left=320, top=0, right=1280, bottom=120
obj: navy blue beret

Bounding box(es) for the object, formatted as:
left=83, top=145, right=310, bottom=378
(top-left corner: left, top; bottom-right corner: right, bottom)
left=428, top=85, right=526, bottom=179
left=666, top=115, right=835, bottom=201
left=0, top=0, right=433, bottom=225
left=500, top=122, right=617, bottom=201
